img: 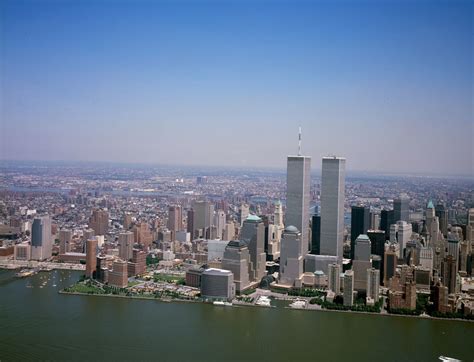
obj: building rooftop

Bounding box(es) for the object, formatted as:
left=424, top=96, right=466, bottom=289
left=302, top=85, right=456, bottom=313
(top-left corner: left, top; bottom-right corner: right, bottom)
left=203, top=268, right=232, bottom=276
left=245, top=214, right=262, bottom=222
left=284, top=225, right=299, bottom=233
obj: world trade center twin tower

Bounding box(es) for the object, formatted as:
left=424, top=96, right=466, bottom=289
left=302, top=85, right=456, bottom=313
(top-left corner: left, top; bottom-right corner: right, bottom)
left=285, top=138, right=346, bottom=265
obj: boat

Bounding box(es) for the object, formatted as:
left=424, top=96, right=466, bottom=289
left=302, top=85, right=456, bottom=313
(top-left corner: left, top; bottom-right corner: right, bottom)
left=439, top=357, right=460, bottom=362
left=213, top=301, right=233, bottom=307
left=255, top=296, right=271, bottom=307
left=15, top=269, right=36, bottom=278
left=289, top=300, right=306, bottom=309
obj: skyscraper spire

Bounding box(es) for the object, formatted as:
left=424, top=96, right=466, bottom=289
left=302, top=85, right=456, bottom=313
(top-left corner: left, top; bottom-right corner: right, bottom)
left=298, top=126, right=302, bottom=156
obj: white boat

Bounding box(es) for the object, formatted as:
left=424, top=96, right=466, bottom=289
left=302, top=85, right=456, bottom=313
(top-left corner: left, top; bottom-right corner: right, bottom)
left=255, top=296, right=272, bottom=307
left=289, top=300, right=306, bottom=309
left=213, top=301, right=232, bottom=306
left=439, top=357, right=460, bottom=362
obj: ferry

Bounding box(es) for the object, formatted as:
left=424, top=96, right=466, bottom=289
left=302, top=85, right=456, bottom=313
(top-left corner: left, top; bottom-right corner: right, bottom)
left=15, top=269, right=36, bottom=278
left=213, top=301, right=233, bottom=307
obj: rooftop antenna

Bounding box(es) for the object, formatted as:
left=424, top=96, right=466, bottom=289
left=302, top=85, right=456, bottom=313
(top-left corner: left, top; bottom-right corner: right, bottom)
left=298, top=126, right=302, bottom=156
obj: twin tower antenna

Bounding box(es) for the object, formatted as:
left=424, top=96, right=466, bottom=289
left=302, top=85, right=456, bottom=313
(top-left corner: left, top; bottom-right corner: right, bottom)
left=298, top=126, right=302, bottom=156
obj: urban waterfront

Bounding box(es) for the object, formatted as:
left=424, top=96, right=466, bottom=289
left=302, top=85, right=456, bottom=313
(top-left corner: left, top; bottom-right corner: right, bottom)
left=0, top=269, right=472, bottom=362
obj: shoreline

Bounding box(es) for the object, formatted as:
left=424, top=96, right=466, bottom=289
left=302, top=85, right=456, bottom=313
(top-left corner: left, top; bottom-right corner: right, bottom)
left=59, top=290, right=473, bottom=324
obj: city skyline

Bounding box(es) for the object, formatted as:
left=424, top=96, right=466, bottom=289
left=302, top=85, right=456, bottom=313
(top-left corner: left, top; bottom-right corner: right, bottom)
left=1, top=0, right=472, bottom=175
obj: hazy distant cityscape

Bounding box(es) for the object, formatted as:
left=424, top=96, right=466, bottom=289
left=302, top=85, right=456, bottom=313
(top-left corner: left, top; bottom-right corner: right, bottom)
left=1, top=0, right=473, bottom=360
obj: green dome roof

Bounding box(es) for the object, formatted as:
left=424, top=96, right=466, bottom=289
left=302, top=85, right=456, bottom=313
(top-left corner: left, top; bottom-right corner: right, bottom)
left=427, top=200, right=434, bottom=209
left=246, top=214, right=262, bottom=222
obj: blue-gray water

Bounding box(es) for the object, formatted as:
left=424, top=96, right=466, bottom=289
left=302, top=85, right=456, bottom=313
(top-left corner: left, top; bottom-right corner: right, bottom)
left=0, top=269, right=472, bottom=361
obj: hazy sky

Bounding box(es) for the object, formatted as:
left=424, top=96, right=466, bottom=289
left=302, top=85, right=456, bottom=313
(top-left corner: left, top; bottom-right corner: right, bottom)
left=1, top=0, right=472, bottom=175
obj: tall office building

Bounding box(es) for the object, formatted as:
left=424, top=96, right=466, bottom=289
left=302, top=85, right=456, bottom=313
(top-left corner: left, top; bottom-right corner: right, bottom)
left=390, top=221, right=412, bottom=259
left=320, top=156, right=346, bottom=261
left=192, top=200, right=214, bottom=238
left=221, top=240, right=251, bottom=292
left=367, top=230, right=385, bottom=282
left=89, top=209, right=109, bottom=236
left=380, top=209, right=395, bottom=240
left=187, top=209, right=194, bottom=236
left=343, top=270, right=354, bottom=307
left=241, top=215, right=266, bottom=281
left=435, top=203, right=448, bottom=237
left=167, top=206, right=183, bottom=239
left=109, top=260, right=128, bottom=288
left=467, top=208, right=474, bottom=242
left=393, top=195, right=409, bottom=223
left=352, top=235, right=372, bottom=291
left=328, top=263, right=341, bottom=294
left=350, top=206, right=370, bottom=260
left=214, top=210, right=226, bottom=240
left=366, top=268, right=380, bottom=302
left=239, top=204, right=250, bottom=226
left=279, top=226, right=304, bottom=286
left=384, top=244, right=399, bottom=286
left=31, top=215, right=52, bottom=261
left=59, top=229, right=72, bottom=254
left=118, top=231, right=134, bottom=261
left=223, top=222, right=235, bottom=241
left=123, top=213, right=132, bottom=230
left=310, top=214, right=321, bottom=255
left=85, top=238, right=98, bottom=278
left=286, top=136, right=311, bottom=255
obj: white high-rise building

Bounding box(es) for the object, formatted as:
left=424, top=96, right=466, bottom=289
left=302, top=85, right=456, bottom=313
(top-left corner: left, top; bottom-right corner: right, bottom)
left=320, top=156, right=346, bottom=261
left=286, top=155, right=311, bottom=256
left=214, top=210, right=226, bottom=240
left=328, top=263, right=341, bottom=294
left=343, top=270, right=354, bottom=307
left=366, top=268, right=380, bottom=302
left=279, top=226, right=304, bottom=286
left=390, top=221, right=412, bottom=259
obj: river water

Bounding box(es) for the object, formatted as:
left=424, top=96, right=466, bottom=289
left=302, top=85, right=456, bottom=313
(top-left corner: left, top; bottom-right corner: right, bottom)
left=0, top=269, right=472, bottom=361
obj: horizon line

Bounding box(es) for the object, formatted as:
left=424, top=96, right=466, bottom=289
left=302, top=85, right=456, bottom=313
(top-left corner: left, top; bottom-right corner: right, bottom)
left=0, top=158, right=473, bottom=179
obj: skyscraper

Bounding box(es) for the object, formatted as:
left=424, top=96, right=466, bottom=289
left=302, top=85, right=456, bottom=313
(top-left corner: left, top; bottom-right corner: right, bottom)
left=286, top=130, right=311, bottom=255
left=366, top=268, right=380, bottom=302
left=393, top=195, right=409, bottom=223
left=328, top=263, right=341, bottom=294
left=85, top=238, right=98, bottom=278
left=31, top=215, right=52, bottom=261
left=343, top=270, right=354, bottom=307
left=167, top=205, right=183, bottom=239
left=89, top=209, right=109, bottom=236
left=350, top=205, right=370, bottom=260
left=240, top=215, right=266, bottom=281
left=118, top=231, right=134, bottom=261
left=59, top=229, right=72, bottom=254
left=310, top=214, right=321, bottom=255
left=214, top=210, right=226, bottom=240
left=221, top=240, right=251, bottom=292
left=435, top=203, right=448, bottom=237
left=320, top=156, right=346, bottom=261
left=367, top=230, right=386, bottom=283
left=192, top=200, right=214, bottom=238
left=390, top=221, right=412, bottom=259
left=279, top=226, right=304, bottom=286
left=380, top=209, right=395, bottom=240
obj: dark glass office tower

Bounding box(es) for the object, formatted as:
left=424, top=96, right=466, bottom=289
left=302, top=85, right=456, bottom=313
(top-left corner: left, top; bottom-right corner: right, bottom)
left=394, top=195, right=409, bottom=222
left=350, top=206, right=370, bottom=260
left=367, top=230, right=386, bottom=283
left=310, top=214, right=321, bottom=255
left=380, top=209, right=394, bottom=240
left=435, top=203, right=448, bottom=237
